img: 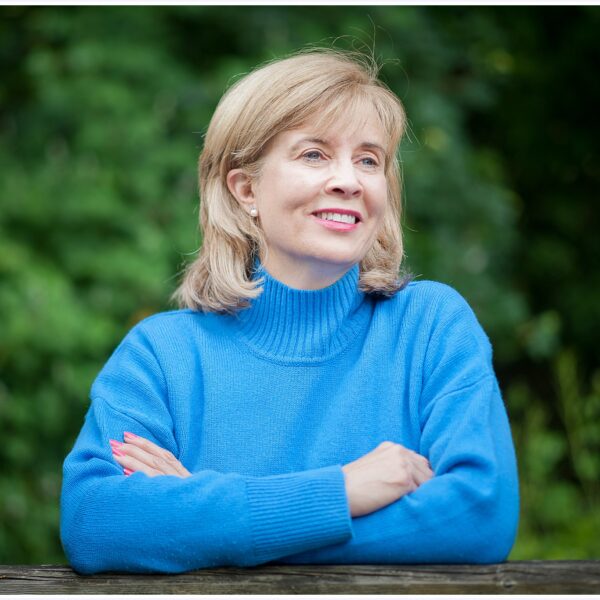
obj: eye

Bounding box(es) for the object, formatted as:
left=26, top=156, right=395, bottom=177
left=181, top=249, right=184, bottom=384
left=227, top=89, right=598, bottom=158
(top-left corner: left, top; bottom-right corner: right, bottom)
left=359, top=156, right=379, bottom=168
left=302, top=150, right=325, bottom=162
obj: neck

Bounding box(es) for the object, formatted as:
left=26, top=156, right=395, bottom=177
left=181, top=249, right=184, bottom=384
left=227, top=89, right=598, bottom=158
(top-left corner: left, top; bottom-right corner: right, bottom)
left=260, top=255, right=355, bottom=291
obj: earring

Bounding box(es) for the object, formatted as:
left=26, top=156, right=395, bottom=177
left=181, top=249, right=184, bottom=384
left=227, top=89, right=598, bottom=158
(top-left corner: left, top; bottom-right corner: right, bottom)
left=249, top=206, right=258, bottom=218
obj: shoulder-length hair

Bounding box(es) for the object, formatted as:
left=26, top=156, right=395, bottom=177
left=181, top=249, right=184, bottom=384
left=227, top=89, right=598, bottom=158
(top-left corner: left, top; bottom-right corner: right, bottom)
left=174, top=49, right=409, bottom=313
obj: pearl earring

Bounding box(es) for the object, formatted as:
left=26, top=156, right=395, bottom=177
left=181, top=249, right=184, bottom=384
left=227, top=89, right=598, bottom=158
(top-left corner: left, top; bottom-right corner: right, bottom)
left=249, top=206, right=258, bottom=217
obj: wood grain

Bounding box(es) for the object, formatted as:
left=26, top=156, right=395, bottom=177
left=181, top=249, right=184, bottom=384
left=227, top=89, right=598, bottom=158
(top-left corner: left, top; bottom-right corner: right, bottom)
left=1, top=561, right=599, bottom=594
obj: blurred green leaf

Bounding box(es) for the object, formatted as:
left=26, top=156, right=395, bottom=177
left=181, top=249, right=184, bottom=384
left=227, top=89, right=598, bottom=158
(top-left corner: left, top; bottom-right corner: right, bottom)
left=0, top=5, right=598, bottom=563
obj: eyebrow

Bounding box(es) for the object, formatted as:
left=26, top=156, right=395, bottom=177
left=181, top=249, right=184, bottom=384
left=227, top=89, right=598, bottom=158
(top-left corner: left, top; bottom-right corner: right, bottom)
left=361, top=142, right=387, bottom=155
left=289, top=137, right=386, bottom=156
left=289, top=138, right=327, bottom=154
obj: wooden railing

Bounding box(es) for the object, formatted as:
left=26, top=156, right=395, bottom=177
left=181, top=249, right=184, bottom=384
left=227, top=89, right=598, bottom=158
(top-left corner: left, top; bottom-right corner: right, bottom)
left=1, top=561, right=599, bottom=594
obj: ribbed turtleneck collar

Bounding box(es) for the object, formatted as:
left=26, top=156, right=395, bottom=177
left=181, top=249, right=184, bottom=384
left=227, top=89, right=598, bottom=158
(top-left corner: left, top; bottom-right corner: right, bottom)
left=233, top=263, right=370, bottom=363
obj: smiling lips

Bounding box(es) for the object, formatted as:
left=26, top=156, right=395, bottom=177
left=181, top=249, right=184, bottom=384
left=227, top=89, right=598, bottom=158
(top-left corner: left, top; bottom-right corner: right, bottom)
left=311, top=209, right=361, bottom=231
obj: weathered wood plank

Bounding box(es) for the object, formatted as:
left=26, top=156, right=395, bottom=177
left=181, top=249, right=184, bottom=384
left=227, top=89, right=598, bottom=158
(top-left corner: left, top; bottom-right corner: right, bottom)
left=1, top=561, right=599, bottom=594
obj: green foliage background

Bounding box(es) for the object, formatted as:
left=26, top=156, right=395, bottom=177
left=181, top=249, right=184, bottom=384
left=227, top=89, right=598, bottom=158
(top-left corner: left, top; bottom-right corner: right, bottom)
left=1, top=6, right=598, bottom=563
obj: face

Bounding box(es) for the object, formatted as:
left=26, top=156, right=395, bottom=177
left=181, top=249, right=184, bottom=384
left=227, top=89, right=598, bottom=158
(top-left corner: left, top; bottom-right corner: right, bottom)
left=232, top=114, right=389, bottom=289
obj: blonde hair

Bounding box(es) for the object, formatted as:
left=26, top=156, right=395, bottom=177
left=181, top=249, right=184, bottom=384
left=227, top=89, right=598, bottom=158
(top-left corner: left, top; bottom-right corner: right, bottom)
left=174, top=49, right=409, bottom=313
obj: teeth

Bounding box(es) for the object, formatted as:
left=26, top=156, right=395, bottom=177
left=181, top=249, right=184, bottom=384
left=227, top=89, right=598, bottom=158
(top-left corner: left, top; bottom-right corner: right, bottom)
left=316, top=212, right=357, bottom=224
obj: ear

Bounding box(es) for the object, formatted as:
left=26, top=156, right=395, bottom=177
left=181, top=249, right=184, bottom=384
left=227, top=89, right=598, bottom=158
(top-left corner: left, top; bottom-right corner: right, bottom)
left=227, top=169, right=256, bottom=213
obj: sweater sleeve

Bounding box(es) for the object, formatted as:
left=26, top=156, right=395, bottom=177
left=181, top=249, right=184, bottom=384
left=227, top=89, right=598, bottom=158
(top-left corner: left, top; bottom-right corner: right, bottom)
left=280, top=289, right=519, bottom=565
left=60, top=323, right=352, bottom=574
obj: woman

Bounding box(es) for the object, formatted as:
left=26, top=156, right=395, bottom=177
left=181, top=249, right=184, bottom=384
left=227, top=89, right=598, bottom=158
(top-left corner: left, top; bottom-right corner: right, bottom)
left=61, top=50, right=519, bottom=574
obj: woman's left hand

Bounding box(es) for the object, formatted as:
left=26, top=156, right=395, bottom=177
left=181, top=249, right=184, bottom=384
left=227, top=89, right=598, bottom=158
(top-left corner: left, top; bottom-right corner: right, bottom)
left=110, top=432, right=191, bottom=478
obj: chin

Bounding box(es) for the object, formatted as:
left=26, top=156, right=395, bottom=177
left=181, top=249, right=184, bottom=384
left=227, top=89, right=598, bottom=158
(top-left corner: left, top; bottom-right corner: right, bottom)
left=310, top=244, right=366, bottom=267
left=308, top=251, right=361, bottom=270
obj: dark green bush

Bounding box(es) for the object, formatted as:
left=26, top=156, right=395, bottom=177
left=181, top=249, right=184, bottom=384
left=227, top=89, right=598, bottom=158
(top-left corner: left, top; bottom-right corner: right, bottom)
left=0, top=6, right=597, bottom=563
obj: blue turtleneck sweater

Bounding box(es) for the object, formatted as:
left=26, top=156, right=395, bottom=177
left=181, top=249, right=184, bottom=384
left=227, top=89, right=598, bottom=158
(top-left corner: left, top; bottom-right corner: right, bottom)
left=61, top=265, right=519, bottom=574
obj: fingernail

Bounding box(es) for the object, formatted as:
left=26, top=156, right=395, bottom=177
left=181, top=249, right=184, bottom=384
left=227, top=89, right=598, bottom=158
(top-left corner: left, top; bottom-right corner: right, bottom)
left=109, top=439, right=123, bottom=448
left=124, top=468, right=134, bottom=476
left=112, top=448, right=125, bottom=457
left=124, top=431, right=138, bottom=439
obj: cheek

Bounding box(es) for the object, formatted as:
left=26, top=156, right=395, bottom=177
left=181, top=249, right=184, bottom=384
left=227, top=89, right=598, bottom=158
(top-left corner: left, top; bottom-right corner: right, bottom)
left=369, top=181, right=388, bottom=220
left=257, top=166, right=306, bottom=207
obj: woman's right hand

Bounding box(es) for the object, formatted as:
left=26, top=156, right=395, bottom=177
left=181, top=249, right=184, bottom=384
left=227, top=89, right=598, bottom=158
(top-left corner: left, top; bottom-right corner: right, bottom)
left=110, top=432, right=192, bottom=479
left=341, top=441, right=434, bottom=517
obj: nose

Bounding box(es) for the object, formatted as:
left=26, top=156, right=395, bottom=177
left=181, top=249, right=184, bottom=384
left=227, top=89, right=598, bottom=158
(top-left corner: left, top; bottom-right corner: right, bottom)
left=325, top=160, right=362, bottom=199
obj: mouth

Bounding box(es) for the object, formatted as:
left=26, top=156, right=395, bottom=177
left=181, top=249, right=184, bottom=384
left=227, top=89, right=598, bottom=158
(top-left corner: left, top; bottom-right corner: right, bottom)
left=310, top=209, right=362, bottom=225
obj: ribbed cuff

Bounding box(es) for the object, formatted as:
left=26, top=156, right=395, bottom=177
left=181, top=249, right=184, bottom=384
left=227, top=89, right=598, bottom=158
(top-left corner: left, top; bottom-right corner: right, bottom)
left=244, top=465, right=353, bottom=563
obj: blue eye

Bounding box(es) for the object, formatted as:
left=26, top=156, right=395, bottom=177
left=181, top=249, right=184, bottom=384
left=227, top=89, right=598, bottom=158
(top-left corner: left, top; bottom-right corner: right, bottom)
left=303, top=150, right=323, bottom=161
left=360, top=157, right=378, bottom=167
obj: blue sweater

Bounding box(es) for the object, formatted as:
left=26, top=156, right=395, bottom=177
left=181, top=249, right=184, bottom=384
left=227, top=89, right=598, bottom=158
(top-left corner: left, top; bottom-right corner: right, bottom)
left=61, top=264, right=519, bottom=574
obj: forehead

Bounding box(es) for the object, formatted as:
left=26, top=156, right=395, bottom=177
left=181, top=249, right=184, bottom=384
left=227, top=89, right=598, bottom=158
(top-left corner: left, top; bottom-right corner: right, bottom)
left=304, top=97, right=387, bottom=142
left=274, top=112, right=387, bottom=150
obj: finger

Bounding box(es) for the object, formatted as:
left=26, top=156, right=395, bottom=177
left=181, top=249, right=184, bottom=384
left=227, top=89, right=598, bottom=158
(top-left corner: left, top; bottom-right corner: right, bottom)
left=112, top=437, right=191, bottom=477
left=112, top=450, right=162, bottom=477
left=411, top=466, right=430, bottom=487
left=118, top=442, right=182, bottom=476
left=122, top=432, right=167, bottom=456
left=123, top=432, right=191, bottom=477
left=391, top=449, right=430, bottom=488
left=162, top=452, right=192, bottom=478
left=110, top=439, right=171, bottom=475
left=405, top=451, right=432, bottom=479
left=415, top=452, right=433, bottom=472
left=410, top=458, right=434, bottom=486
left=405, top=450, right=434, bottom=478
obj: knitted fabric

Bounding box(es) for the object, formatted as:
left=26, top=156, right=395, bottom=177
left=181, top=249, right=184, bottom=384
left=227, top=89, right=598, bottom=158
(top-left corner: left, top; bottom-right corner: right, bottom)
left=61, top=264, right=519, bottom=573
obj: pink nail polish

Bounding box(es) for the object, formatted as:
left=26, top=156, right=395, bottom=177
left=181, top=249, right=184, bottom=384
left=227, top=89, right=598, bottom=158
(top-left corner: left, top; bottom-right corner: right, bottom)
left=110, top=439, right=123, bottom=448
left=124, top=468, right=134, bottom=476
left=124, top=431, right=138, bottom=439
left=113, top=448, right=125, bottom=457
